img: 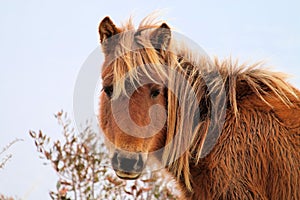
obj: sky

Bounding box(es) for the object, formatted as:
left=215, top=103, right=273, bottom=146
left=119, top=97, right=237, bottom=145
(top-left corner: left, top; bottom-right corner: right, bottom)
left=0, top=0, right=300, bottom=199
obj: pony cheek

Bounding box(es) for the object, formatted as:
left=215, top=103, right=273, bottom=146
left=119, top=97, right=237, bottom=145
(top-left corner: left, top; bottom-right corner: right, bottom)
left=99, top=93, right=112, bottom=121
left=148, top=130, right=167, bottom=152
left=99, top=96, right=115, bottom=143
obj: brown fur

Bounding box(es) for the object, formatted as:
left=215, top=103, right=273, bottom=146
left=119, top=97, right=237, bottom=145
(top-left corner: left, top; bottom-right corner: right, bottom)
left=98, top=14, right=300, bottom=199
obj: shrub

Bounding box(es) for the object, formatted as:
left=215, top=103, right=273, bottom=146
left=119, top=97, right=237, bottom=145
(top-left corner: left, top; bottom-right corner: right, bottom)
left=0, top=139, right=23, bottom=200
left=0, top=139, right=22, bottom=170
left=29, top=111, right=179, bottom=200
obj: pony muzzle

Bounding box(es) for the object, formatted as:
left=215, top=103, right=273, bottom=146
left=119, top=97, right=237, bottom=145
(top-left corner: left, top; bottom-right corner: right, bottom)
left=111, top=150, right=146, bottom=180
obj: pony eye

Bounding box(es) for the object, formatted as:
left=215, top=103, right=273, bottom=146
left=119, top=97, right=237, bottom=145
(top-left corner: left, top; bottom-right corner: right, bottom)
left=103, top=86, right=113, bottom=98
left=151, top=89, right=160, bottom=98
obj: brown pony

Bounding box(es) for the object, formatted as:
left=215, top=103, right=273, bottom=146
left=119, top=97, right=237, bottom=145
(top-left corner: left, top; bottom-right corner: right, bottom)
left=98, top=14, right=300, bottom=199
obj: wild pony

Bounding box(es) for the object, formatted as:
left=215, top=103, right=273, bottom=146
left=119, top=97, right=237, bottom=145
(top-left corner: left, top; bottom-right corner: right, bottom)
left=98, top=15, right=300, bottom=199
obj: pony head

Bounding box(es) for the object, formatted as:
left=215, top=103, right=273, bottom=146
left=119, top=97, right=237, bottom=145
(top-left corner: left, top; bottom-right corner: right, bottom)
left=98, top=15, right=226, bottom=188
left=99, top=16, right=173, bottom=180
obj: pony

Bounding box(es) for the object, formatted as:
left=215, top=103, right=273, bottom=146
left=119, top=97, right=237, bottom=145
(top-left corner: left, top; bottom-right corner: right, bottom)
left=98, top=14, right=300, bottom=199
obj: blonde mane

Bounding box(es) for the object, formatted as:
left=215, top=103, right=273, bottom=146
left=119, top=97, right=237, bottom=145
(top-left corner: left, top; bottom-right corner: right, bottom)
left=101, top=14, right=299, bottom=191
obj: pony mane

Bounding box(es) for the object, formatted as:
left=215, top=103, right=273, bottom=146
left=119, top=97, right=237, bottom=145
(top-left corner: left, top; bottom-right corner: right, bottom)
left=101, top=14, right=299, bottom=191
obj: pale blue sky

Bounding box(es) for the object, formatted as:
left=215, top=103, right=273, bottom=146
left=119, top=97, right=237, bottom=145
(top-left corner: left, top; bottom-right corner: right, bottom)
left=0, top=0, right=300, bottom=199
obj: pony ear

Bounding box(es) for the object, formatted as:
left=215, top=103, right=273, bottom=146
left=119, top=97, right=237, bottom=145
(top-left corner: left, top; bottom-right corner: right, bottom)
left=98, top=16, right=120, bottom=44
left=150, top=23, right=171, bottom=51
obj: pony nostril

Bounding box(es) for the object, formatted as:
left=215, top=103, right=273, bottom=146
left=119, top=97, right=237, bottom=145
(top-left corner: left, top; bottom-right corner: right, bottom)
left=111, top=152, right=119, bottom=170
left=119, top=157, right=138, bottom=172
left=112, top=152, right=145, bottom=173
left=136, top=154, right=144, bottom=171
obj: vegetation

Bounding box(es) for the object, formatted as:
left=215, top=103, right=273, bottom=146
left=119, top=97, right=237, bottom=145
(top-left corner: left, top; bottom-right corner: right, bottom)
left=28, top=111, right=179, bottom=200
left=0, top=139, right=22, bottom=170
left=0, top=139, right=23, bottom=200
